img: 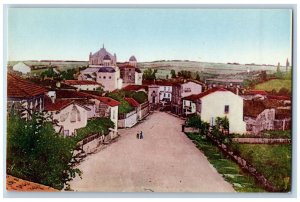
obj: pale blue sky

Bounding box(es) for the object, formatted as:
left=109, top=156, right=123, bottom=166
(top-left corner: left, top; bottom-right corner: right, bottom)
left=8, top=8, right=292, bottom=65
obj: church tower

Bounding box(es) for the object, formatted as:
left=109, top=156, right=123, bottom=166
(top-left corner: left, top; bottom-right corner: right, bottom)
left=286, top=58, right=290, bottom=72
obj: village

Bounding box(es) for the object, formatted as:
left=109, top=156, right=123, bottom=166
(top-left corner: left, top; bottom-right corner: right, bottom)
left=7, top=45, right=292, bottom=192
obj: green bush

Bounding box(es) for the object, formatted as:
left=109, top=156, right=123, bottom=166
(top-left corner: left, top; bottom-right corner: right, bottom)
left=7, top=112, right=81, bottom=190
left=75, top=118, right=114, bottom=141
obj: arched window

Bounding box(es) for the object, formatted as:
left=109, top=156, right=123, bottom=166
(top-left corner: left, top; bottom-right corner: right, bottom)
left=70, top=105, right=81, bottom=123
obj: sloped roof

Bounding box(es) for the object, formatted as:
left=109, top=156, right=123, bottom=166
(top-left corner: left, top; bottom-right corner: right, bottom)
left=6, top=175, right=58, bottom=192
left=91, top=47, right=115, bottom=60
left=7, top=74, right=47, bottom=98
left=55, top=90, right=94, bottom=99
left=98, top=67, right=116, bottom=73
left=142, top=80, right=173, bottom=86
left=97, top=97, right=120, bottom=107
left=122, top=85, right=148, bottom=92
left=64, top=80, right=102, bottom=86
left=182, top=88, right=228, bottom=101
left=44, top=97, right=73, bottom=111
left=125, top=97, right=140, bottom=107
left=244, top=99, right=287, bottom=118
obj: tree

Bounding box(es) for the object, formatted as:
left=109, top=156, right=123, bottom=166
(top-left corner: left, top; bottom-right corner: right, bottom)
left=171, top=69, right=176, bottom=78
left=143, top=68, right=157, bottom=80
left=7, top=111, right=81, bottom=190
left=195, top=72, right=201, bottom=81
left=177, top=70, right=192, bottom=79
left=61, top=69, right=76, bottom=80
left=41, top=68, right=59, bottom=79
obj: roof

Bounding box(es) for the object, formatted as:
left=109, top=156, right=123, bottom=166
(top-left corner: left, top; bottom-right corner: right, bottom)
left=244, top=90, right=268, bottom=96
left=135, top=68, right=142, bottom=73
left=91, top=47, right=115, bottom=61
left=6, top=175, right=58, bottom=192
left=129, top=55, right=137, bottom=61
left=125, top=97, right=140, bottom=107
left=81, top=67, right=100, bottom=73
left=98, top=67, right=116, bottom=73
left=96, top=97, right=120, bottom=107
left=267, top=95, right=291, bottom=101
left=64, top=80, right=102, bottom=86
left=182, top=88, right=229, bottom=101
left=244, top=99, right=287, bottom=118
left=119, top=64, right=136, bottom=69
left=171, top=79, right=205, bottom=86
left=55, top=90, right=94, bottom=99
left=44, top=97, right=73, bottom=111
left=7, top=74, right=47, bottom=98
left=142, top=80, right=173, bottom=86
left=122, top=85, right=148, bottom=92
left=30, top=79, right=77, bottom=90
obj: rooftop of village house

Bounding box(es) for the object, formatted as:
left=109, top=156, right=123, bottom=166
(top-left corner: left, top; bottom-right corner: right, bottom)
left=7, top=73, right=48, bottom=98
left=6, top=175, right=58, bottom=192
left=182, top=88, right=229, bottom=101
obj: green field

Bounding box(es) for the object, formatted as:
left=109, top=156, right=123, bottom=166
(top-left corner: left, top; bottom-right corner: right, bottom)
left=230, top=143, right=292, bottom=192
left=255, top=79, right=292, bottom=93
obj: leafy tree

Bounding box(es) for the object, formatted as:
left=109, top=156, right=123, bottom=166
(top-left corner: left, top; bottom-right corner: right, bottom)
left=278, top=87, right=290, bottom=96
left=106, top=91, right=134, bottom=114
left=171, top=69, right=176, bottom=78
left=177, top=70, right=192, bottom=79
left=61, top=69, right=76, bottom=80
left=195, top=72, right=201, bottom=81
left=7, top=111, right=81, bottom=190
left=143, top=68, right=157, bottom=80
left=41, top=68, right=59, bottom=79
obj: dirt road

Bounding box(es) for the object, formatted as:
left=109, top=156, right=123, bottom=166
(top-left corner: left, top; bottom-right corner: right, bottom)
left=69, top=111, right=235, bottom=192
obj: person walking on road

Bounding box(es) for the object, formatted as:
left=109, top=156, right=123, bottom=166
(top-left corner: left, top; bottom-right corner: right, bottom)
left=140, top=131, right=144, bottom=139
left=136, top=132, right=140, bottom=139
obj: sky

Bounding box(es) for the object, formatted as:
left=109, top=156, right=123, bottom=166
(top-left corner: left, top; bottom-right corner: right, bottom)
left=7, top=8, right=292, bottom=65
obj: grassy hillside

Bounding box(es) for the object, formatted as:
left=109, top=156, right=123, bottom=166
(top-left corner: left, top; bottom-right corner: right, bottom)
left=255, top=79, right=292, bottom=93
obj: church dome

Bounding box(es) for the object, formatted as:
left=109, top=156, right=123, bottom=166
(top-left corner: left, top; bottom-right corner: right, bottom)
left=129, top=55, right=137, bottom=61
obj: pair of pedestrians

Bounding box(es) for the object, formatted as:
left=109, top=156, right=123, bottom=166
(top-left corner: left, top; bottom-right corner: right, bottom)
left=136, top=131, right=144, bottom=139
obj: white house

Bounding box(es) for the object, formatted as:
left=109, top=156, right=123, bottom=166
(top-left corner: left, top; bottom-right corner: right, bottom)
left=44, top=96, right=90, bottom=137
left=12, top=62, right=31, bottom=74
left=184, top=88, right=246, bottom=134
left=63, top=80, right=103, bottom=91
left=146, top=80, right=173, bottom=105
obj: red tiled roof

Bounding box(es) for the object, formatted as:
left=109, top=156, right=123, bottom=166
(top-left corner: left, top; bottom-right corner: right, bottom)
left=6, top=175, right=58, bottom=192
left=267, top=95, right=291, bottom=101
left=7, top=74, right=47, bottom=98
left=135, top=68, right=142, bottom=73
left=44, top=96, right=73, bottom=111
left=55, top=90, right=94, bottom=99
left=97, top=97, right=120, bottom=107
left=63, top=80, right=103, bottom=86
left=125, top=97, right=140, bottom=107
left=122, top=85, right=148, bottom=91
left=182, top=88, right=228, bottom=101
left=244, top=90, right=268, bottom=96
left=142, top=80, right=173, bottom=86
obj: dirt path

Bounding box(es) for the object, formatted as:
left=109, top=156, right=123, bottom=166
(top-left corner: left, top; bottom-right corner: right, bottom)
left=69, top=111, right=235, bottom=192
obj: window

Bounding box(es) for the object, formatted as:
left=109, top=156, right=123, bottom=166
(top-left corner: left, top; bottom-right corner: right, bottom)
left=70, top=105, right=81, bottom=123
left=103, top=76, right=106, bottom=79
left=164, top=93, right=166, bottom=97
left=99, top=76, right=101, bottom=79
left=164, top=87, right=166, bottom=91
left=168, top=93, right=170, bottom=98
left=109, top=76, right=111, bottom=79
left=224, top=105, right=229, bottom=114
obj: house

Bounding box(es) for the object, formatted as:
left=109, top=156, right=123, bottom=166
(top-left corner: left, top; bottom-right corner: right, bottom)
left=91, top=97, right=120, bottom=138
left=171, top=80, right=204, bottom=115
left=244, top=99, right=291, bottom=134
left=63, top=80, right=103, bottom=91
left=185, top=88, right=246, bottom=134
left=118, top=56, right=143, bottom=86
left=122, top=84, right=148, bottom=93
left=12, top=62, right=31, bottom=75
left=44, top=96, right=90, bottom=137
left=7, top=74, right=47, bottom=118
left=144, top=80, right=173, bottom=105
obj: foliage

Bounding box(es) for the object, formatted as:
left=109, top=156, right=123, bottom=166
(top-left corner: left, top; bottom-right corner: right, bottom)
left=7, top=111, right=81, bottom=190
left=186, top=115, right=210, bottom=136
left=75, top=117, right=114, bottom=141
left=125, top=91, right=148, bottom=104
left=210, top=117, right=231, bottom=144
left=61, top=68, right=76, bottom=80
left=106, top=91, right=134, bottom=114
left=177, top=70, right=192, bottom=79
left=229, top=143, right=292, bottom=192
left=185, top=133, right=265, bottom=192
left=255, top=79, right=291, bottom=94
left=171, top=69, right=176, bottom=78
left=143, top=68, right=157, bottom=80
left=41, top=67, right=60, bottom=79
left=195, top=71, right=201, bottom=81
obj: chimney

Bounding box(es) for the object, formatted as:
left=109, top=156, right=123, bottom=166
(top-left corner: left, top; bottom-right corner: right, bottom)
left=47, top=91, right=56, bottom=103
left=56, top=81, right=61, bottom=88
left=236, top=87, right=239, bottom=95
